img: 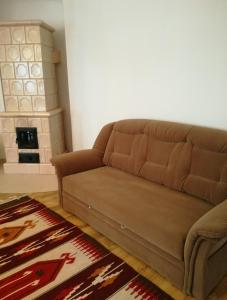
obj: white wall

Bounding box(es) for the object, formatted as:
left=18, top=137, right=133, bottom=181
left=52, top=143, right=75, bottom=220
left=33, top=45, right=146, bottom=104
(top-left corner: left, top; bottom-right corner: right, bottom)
left=0, top=0, right=72, bottom=158
left=64, top=0, right=227, bottom=150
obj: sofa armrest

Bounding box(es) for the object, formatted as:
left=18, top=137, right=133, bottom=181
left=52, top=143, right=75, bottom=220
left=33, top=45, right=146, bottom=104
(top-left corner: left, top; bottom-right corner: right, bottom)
left=185, top=199, right=227, bottom=249
left=51, top=149, right=104, bottom=203
left=184, top=199, right=227, bottom=297
left=51, top=149, right=104, bottom=178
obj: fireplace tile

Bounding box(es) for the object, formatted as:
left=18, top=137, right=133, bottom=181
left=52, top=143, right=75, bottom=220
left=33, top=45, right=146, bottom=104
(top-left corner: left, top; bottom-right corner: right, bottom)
left=10, top=80, right=24, bottom=95
left=18, top=96, right=32, bottom=111
left=41, top=45, right=52, bottom=62
left=32, top=96, right=46, bottom=111
left=4, top=163, right=40, bottom=174
left=43, top=62, right=55, bottom=78
left=45, top=94, right=58, bottom=110
left=1, top=63, right=15, bottom=79
left=37, top=79, right=45, bottom=95
left=29, top=62, right=43, bottom=78
left=44, top=78, right=57, bottom=95
left=38, top=133, right=51, bottom=148
left=40, top=27, right=53, bottom=47
left=25, top=26, right=41, bottom=44
left=6, top=45, right=20, bottom=61
left=39, top=149, right=45, bottom=163
left=0, top=118, right=14, bottom=132
left=39, top=163, right=55, bottom=174
left=15, top=62, right=29, bottom=78
left=1, top=133, right=10, bottom=147
left=0, top=27, right=11, bottom=44
left=24, top=79, right=37, bottom=95
left=41, top=118, right=50, bottom=132
left=2, top=132, right=17, bottom=147
left=11, top=26, right=25, bottom=44
left=11, top=133, right=17, bottom=147
left=4, top=96, right=19, bottom=111
left=0, top=45, right=5, bottom=61
left=44, top=148, right=52, bottom=163
left=20, top=44, right=35, bottom=61
left=5, top=148, right=18, bottom=162
left=14, top=117, right=28, bottom=127
left=28, top=117, right=42, bottom=132
left=34, top=44, right=42, bottom=61
left=2, top=80, right=10, bottom=95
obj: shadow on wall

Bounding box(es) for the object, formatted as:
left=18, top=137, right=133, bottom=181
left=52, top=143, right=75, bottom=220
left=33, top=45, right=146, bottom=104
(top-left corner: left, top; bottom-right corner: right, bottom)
left=54, top=26, right=73, bottom=153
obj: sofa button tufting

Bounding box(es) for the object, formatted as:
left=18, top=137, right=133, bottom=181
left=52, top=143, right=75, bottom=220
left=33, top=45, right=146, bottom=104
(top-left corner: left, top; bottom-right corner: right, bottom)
left=120, top=224, right=126, bottom=229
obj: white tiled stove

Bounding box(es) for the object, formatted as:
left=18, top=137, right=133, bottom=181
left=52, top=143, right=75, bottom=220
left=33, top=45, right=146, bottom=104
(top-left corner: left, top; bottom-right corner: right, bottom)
left=0, top=21, right=65, bottom=174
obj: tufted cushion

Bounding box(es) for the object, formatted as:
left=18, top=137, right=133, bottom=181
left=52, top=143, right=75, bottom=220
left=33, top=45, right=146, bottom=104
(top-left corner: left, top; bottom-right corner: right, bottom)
left=183, top=127, right=227, bottom=205
left=140, top=121, right=191, bottom=191
left=103, top=119, right=192, bottom=191
left=103, top=119, right=227, bottom=205
left=103, top=120, right=148, bottom=175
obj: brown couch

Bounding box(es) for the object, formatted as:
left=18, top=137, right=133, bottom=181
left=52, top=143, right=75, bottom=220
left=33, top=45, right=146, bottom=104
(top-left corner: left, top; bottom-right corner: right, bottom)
left=52, top=119, right=227, bottom=300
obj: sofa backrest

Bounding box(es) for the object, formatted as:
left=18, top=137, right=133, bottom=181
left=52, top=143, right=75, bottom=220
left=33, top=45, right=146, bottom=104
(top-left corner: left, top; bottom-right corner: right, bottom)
left=102, top=119, right=227, bottom=205
left=183, top=126, right=227, bottom=205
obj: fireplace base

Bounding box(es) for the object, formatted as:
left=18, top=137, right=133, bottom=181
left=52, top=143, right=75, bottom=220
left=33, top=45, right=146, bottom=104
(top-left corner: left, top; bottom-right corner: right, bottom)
left=3, top=162, right=55, bottom=174
left=0, top=108, right=64, bottom=174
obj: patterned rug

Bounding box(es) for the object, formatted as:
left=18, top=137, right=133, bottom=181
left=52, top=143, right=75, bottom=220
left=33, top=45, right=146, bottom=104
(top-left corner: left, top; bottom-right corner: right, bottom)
left=0, top=196, right=173, bottom=300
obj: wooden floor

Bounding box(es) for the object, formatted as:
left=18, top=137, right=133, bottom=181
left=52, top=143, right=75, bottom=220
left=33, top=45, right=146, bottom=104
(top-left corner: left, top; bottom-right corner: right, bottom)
left=0, top=191, right=226, bottom=300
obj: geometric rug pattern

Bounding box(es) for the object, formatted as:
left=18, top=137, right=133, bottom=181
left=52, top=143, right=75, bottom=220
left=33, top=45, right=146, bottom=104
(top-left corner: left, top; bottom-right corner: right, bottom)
left=0, top=196, right=173, bottom=300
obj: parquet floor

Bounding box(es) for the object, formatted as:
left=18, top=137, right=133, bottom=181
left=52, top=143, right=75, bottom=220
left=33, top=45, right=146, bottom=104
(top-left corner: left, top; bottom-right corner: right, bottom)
left=0, top=191, right=226, bottom=300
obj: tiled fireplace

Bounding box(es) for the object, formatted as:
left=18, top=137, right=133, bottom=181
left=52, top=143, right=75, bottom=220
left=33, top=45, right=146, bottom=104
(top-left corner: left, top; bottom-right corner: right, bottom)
left=0, top=20, right=65, bottom=174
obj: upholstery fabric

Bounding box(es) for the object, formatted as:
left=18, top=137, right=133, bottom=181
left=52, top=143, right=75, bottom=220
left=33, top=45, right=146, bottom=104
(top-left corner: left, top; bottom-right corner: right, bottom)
left=51, top=149, right=104, bottom=204
left=63, top=166, right=212, bottom=260
left=103, top=119, right=227, bottom=204
left=183, top=127, right=227, bottom=205
left=204, top=242, right=227, bottom=298
left=184, top=199, right=227, bottom=294
left=93, top=122, right=115, bottom=153
left=62, top=191, right=185, bottom=289
left=52, top=119, right=227, bottom=300
left=103, top=120, right=148, bottom=175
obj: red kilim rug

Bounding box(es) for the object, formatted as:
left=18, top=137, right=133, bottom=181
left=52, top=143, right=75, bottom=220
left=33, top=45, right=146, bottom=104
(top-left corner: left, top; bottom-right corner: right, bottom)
left=0, top=196, right=173, bottom=300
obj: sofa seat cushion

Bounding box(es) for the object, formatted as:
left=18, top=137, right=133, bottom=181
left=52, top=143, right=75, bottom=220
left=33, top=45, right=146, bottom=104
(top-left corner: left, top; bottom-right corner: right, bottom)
left=63, top=166, right=212, bottom=260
